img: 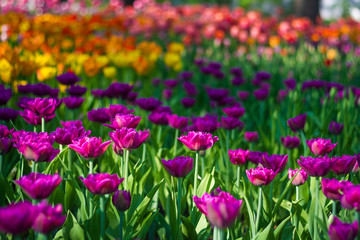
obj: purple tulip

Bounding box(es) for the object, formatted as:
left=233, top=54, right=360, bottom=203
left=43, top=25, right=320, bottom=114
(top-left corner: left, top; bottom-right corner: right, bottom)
left=255, top=71, right=271, bottom=80
left=162, top=89, right=172, bottom=100
left=329, top=121, right=344, bottom=135
left=136, top=97, right=162, bottom=111
left=161, top=156, right=193, bottom=178
left=228, top=149, right=249, bottom=165
left=49, top=88, right=59, bottom=98
left=0, top=201, right=36, bottom=235
left=54, top=124, right=90, bottom=146
left=112, top=190, right=131, bottom=212
left=181, top=97, right=196, bottom=108
left=288, top=168, right=308, bottom=186
left=104, top=114, right=141, bottom=130
left=306, top=138, right=337, bottom=156
left=0, top=108, right=18, bottom=121
left=183, top=82, right=198, bottom=96
left=91, top=89, right=106, bottom=98
left=206, top=88, right=229, bottom=101
left=152, top=78, right=161, bottom=86
left=164, top=79, right=178, bottom=89
left=179, top=71, right=193, bottom=81
left=230, top=67, right=243, bottom=77
left=231, top=77, right=246, bottom=86
left=108, top=104, right=134, bottom=118
left=20, top=109, right=43, bottom=125
left=0, top=87, right=11, bottom=105
left=106, top=82, right=133, bottom=99
left=18, top=84, right=34, bottom=94
left=167, top=115, right=188, bottom=130
left=277, top=90, right=288, bottom=102
left=189, top=115, right=219, bottom=133
left=20, top=98, right=59, bottom=125
left=260, top=154, right=288, bottom=172
left=15, top=173, right=62, bottom=200
left=0, top=137, right=13, bottom=155
left=321, top=178, right=353, bottom=201
left=328, top=217, right=358, bottom=240
left=68, top=85, right=87, bottom=96
left=248, top=151, right=264, bottom=164
left=0, top=125, right=12, bottom=137
left=221, top=117, right=243, bottom=130
left=287, top=113, right=306, bottom=132
left=31, top=83, right=52, bottom=97
left=87, top=108, right=111, bottom=123
left=69, top=137, right=111, bottom=159
left=193, top=188, right=242, bottom=229
left=61, top=120, right=84, bottom=128
left=253, top=88, right=269, bottom=100
left=109, top=128, right=149, bottom=150
left=33, top=201, right=66, bottom=234
left=244, top=131, right=258, bottom=142
left=62, top=96, right=84, bottom=109
left=246, top=167, right=279, bottom=186
left=80, top=173, right=123, bottom=195
left=56, top=72, right=81, bottom=85
left=297, top=156, right=332, bottom=177
left=331, top=155, right=356, bottom=175
left=222, top=106, right=245, bottom=118
left=148, top=111, right=169, bottom=125
left=341, top=186, right=360, bottom=211
left=284, top=78, right=296, bottom=90
left=178, top=131, right=219, bottom=152
left=281, top=136, right=300, bottom=149
left=237, top=91, right=249, bottom=101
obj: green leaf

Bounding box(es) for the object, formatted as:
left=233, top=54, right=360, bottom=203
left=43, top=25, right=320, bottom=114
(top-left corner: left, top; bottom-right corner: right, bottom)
left=255, top=221, right=274, bottom=240
left=181, top=216, right=198, bottom=240
left=62, top=211, right=85, bottom=240
left=274, top=216, right=290, bottom=240
left=196, top=168, right=215, bottom=197
left=272, top=171, right=298, bottom=216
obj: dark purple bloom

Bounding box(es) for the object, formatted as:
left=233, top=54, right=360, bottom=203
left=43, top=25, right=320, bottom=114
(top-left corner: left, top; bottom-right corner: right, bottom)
left=331, top=155, right=356, bottom=175
left=248, top=151, right=263, bottom=164
left=136, top=97, right=162, bottom=111
left=54, top=124, right=91, bottom=145
left=167, top=114, right=188, bottom=129
left=106, top=82, right=134, bottom=99
left=189, top=115, right=219, bottom=133
left=287, top=113, right=306, bottom=132
left=194, top=59, right=206, bottom=67
left=148, top=111, right=169, bottom=125
left=161, top=156, right=193, bottom=178
left=281, top=136, right=300, bottom=149
left=208, top=62, right=222, bottom=70
left=91, top=89, right=107, bottom=98
left=80, top=173, right=123, bottom=195
left=108, top=104, right=134, bottom=118
left=162, top=89, right=172, bottom=100
left=104, top=114, right=141, bottom=130
left=32, top=83, right=52, bottom=97
left=181, top=97, right=196, bottom=108
left=253, top=88, right=269, bottom=100
left=179, top=71, right=193, bottom=81
left=68, top=85, right=87, bottom=96
left=297, top=156, right=332, bottom=177
left=255, top=71, right=271, bottom=80
left=87, top=108, right=111, bottom=123
left=183, top=82, right=198, bottom=96
left=284, top=78, right=296, bottom=90
left=212, top=70, right=225, bottom=79
left=207, top=88, right=229, bottom=101
left=18, top=84, right=34, bottom=94
left=222, top=106, right=245, bottom=118
left=329, top=121, right=344, bottom=135
left=62, top=97, right=84, bottom=109
left=328, top=217, right=358, bottom=240
left=0, top=138, right=13, bottom=155
left=260, top=154, right=288, bottom=172
left=230, top=67, right=242, bottom=77
left=221, top=117, right=243, bottom=130
left=32, top=202, right=66, bottom=234
left=321, top=178, right=353, bottom=201
left=56, top=72, right=81, bottom=85
left=164, top=79, right=178, bottom=89
left=244, top=131, right=258, bottom=142
left=49, top=88, right=59, bottom=98
left=112, top=190, right=131, bottom=212
left=237, top=91, right=250, bottom=100
left=231, top=77, right=246, bottom=86
left=0, top=87, right=11, bottom=105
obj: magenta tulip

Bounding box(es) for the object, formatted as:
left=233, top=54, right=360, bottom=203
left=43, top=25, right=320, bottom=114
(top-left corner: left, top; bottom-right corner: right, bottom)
left=32, top=202, right=66, bottom=234
left=228, top=149, right=249, bottom=165
left=328, top=121, right=344, bottom=135
left=297, top=156, right=332, bottom=177
left=167, top=114, right=188, bottom=130
left=281, top=136, right=300, bottom=149
left=341, top=186, right=360, bottom=211
left=222, top=106, right=245, bottom=118
left=287, top=113, right=306, bottom=132
left=104, top=114, right=141, bottom=130
left=161, top=156, right=193, bottom=178
left=328, top=217, right=358, bottom=240
left=260, top=154, right=288, bottom=172
left=178, top=131, right=219, bottom=152
left=321, top=178, right=353, bottom=201
left=80, top=173, right=123, bottom=195
left=246, top=167, right=279, bottom=186
left=69, top=137, right=111, bottom=159
left=306, top=138, right=337, bottom=156
left=331, top=155, right=356, bottom=175
left=244, top=131, right=258, bottom=142
left=288, top=168, right=308, bottom=186
left=109, top=128, right=149, bottom=150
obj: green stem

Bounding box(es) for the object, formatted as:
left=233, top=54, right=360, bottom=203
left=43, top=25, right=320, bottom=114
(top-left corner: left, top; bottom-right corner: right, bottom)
left=177, top=177, right=182, bottom=240
left=37, top=233, right=47, bottom=240
left=193, top=151, right=199, bottom=196
left=218, top=228, right=224, bottom=240
left=119, top=212, right=124, bottom=240
left=269, top=182, right=273, bottom=209
left=124, top=149, right=129, bottom=188
left=41, top=117, right=45, bottom=132
left=332, top=201, right=336, bottom=216
left=173, top=129, right=179, bottom=158
left=300, top=130, right=308, bottom=156
left=68, top=148, right=72, bottom=173
left=31, top=161, right=37, bottom=173
left=213, top=227, right=218, bottom=240
left=287, top=149, right=292, bottom=169
left=296, top=186, right=299, bottom=202
left=157, top=126, right=163, bottom=145
left=226, top=130, right=230, bottom=151
left=256, top=187, right=263, bottom=232
left=34, top=125, right=37, bottom=133
left=89, top=159, right=93, bottom=175
left=142, top=143, right=146, bottom=163
left=314, top=177, right=319, bottom=240
left=100, top=196, right=105, bottom=240
left=236, top=165, right=241, bottom=191
left=200, top=155, right=205, bottom=177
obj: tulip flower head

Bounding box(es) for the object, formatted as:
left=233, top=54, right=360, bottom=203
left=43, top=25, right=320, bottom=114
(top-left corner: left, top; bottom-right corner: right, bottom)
left=281, top=136, right=300, bottom=149
left=328, top=217, right=358, bottom=240
left=244, top=131, right=258, bottom=143
left=161, top=156, right=193, bottom=178
left=178, top=131, right=219, bottom=152
left=112, top=190, right=131, bottom=212
left=69, top=137, right=111, bottom=159
left=167, top=114, right=188, bottom=130
left=109, top=128, right=149, bottom=150
left=222, top=106, right=245, bottom=118
left=54, top=124, right=90, bottom=146
left=246, top=167, right=279, bottom=186
left=341, top=186, right=360, bottom=211
left=306, top=138, right=337, bottom=156
left=331, top=155, right=356, bottom=175
left=287, top=113, right=306, bottom=132
left=221, top=117, right=244, bottom=130
left=321, top=178, right=353, bottom=201
left=297, top=156, right=332, bottom=177
left=228, top=149, right=249, bottom=165
left=328, top=121, right=344, bottom=135
left=80, top=173, right=123, bottom=195
left=260, top=154, right=288, bottom=172
left=56, top=72, right=81, bottom=85
left=104, top=114, right=141, bottom=130
left=288, top=168, right=308, bottom=186
left=32, top=202, right=66, bottom=234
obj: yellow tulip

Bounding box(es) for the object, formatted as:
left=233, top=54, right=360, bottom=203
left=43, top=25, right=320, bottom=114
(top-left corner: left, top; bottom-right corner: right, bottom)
left=37, top=66, right=57, bottom=81
left=0, top=58, right=13, bottom=83
left=103, top=66, right=117, bottom=79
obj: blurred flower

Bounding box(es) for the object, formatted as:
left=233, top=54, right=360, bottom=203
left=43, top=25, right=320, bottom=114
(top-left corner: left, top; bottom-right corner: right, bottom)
left=112, top=190, right=131, bottom=212
left=207, top=88, right=229, bottom=102
left=189, top=115, right=219, bottom=133
left=0, top=201, right=36, bottom=235
left=181, top=97, right=196, bottom=108
left=148, top=111, right=169, bottom=125
left=56, top=72, right=81, bottom=85
left=37, top=67, right=57, bottom=82
left=260, top=154, right=288, bottom=172
left=193, top=188, right=242, bottom=229
left=253, top=88, right=269, bottom=100
left=287, top=113, right=306, bottom=132
left=108, top=104, right=134, bottom=118
left=228, top=149, right=249, bottom=165
left=246, top=167, right=279, bottom=186
left=62, top=97, right=84, bottom=109
left=103, top=67, right=117, bottom=79
left=178, top=131, right=219, bottom=152
left=32, top=202, right=66, bottom=234
left=0, top=86, right=11, bottom=105
left=284, top=78, right=296, bottom=90
left=161, top=156, right=193, bottom=178
left=281, top=136, right=300, bottom=149
left=237, top=91, right=249, bottom=101
left=0, top=108, right=18, bottom=121
left=54, top=124, right=90, bottom=146
left=221, top=117, right=244, bottom=130
left=329, top=121, right=344, bottom=135
left=164, top=79, right=178, bottom=89
left=222, top=106, right=245, bottom=118
left=80, top=173, right=123, bottom=195
left=297, top=156, right=332, bottom=177
left=88, top=108, right=111, bottom=123
left=244, top=131, right=258, bottom=142
left=328, top=217, right=358, bottom=240
left=321, top=178, right=353, bottom=201
left=306, top=138, right=337, bottom=156
left=68, top=85, right=87, bottom=96
left=136, top=97, right=162, bottom=111
left=288, top=168, right=308, bottom=186
left=183, top=82, right=198, bottom=96
left=15, top=173, right=61, bottom=200
left=104, top=114, right=141, bottom=130
left=331, top=155, right=356, bottom=175
left=167, top=114, right=188, bottom=130
left=341, top=186, right=360, bottom=211
left=109, top=128, right=149, bottom=150
left=69, top=137, right=111, bottom=159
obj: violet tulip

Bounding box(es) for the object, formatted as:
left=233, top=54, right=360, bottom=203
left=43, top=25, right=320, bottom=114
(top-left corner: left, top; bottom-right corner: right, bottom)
left=87, top=108, right=111, bottom=123
left=62, top=96, right=84, bottom=109
left=32, top=202, right=66, bottom=234
left=244, top=131, right=258, bottom=143
left=193, top=188, right=243, bottom=229
left=109, top=128, right=149, bottom=150
left=341, top=186, right=360, bottom=211
left=148, top=111, right=169, bottom=125
left=297, top=156, right=332, bottom=177
left=253, top=88, right=269, bottom=100
left=80, top=173, right=123, bottom=195
left=287, top=113, right=306, bottom=132
left=0, top=108, right=18, bottom=121
left=161, top=156, right=193, bottom=178
left=56, top=72, right=81, bottom=85
left=180, top=97, right=196, bottom=108
left=228, top=149, right=249, bottom=165
left=306, top=138, right=337, bottom=156
left=260, top=154, right=288, bottom=172
left=108, top=104, right=134, bottom=118
left=189, top=115, right=219, bottom=133
left=112, top=190, right=131, bottom=212
left=248, top=151, right=264, bottom=164
left=329, top=121, right=344, bottom=135
left=288, top=168, right=308, bottom=186
left=281, top=136, right=300, bottom=149
left=69, top=137, right=111, bottom=160
left=0, top=138, right=13, bottom=155
left=104, top=114, right=141, bottom=130
left=328, top=217, right=358, bottom=240
left=246, top=167, right=279, bottom=186
left=331, top=155, right=356, bottom=175
left=136, top=97, right=162, bottom=111
left=222, top=106, right=245, bottom=118
left=221, top=117, right=243, bottom=130
left=167, top=114, right=188, bottom=130
left=54, top=125, right=91, bottom=146
left=0, top=201, right=36, bottom=235
left=15, top=173, right=62, bottom=200
left=68, top=85, right=87, bottom=96
left=321, top=178, right=353, bottom=201
left=178, top=131, right=219, bottom=152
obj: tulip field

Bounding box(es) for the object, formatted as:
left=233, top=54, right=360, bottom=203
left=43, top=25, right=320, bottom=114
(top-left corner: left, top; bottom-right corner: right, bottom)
left=1, top=2, right=360, bottom=240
